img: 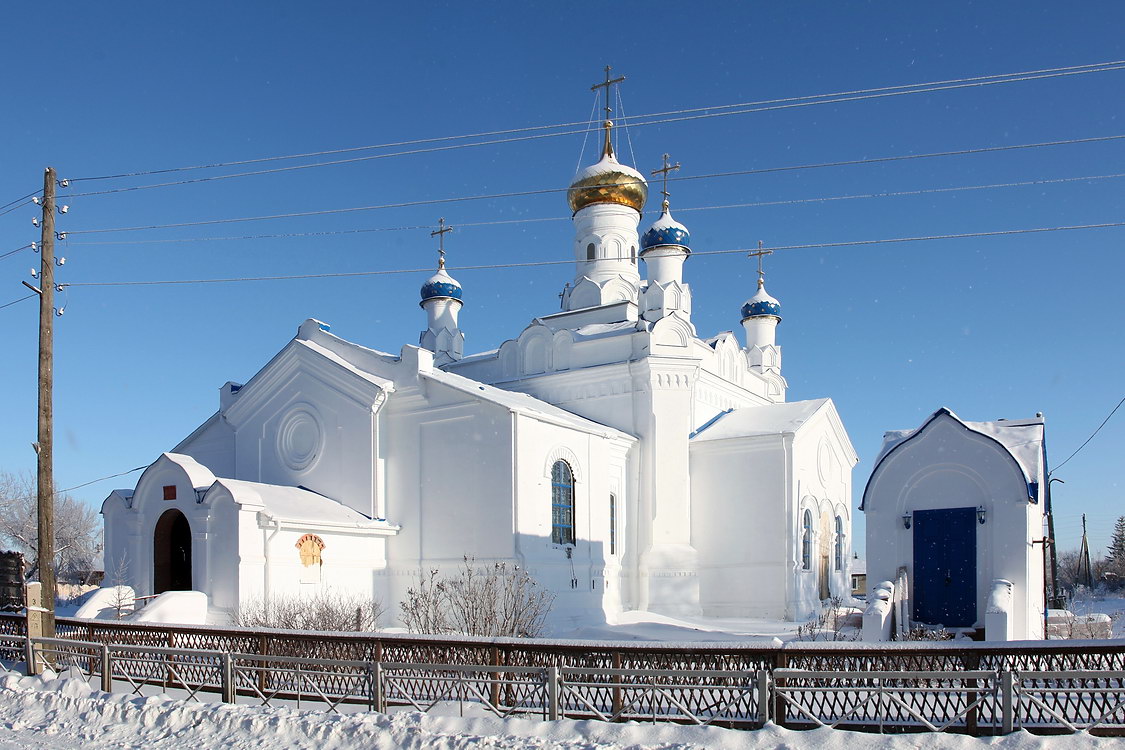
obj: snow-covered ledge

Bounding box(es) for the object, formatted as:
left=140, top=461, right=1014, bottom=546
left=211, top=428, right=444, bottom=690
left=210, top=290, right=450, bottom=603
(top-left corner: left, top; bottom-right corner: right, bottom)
left=986, top=578, right=1014, bottom=642
left=862, top=580, right=895, bottom=641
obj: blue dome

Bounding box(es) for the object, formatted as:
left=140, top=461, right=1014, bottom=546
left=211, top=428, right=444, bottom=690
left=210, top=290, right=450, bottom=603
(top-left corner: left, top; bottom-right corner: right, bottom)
left=640, top=209, right=690, bottom=252
left=420, top=267, right=462, bottom=304
left=741, top=283, right=781, bottom=320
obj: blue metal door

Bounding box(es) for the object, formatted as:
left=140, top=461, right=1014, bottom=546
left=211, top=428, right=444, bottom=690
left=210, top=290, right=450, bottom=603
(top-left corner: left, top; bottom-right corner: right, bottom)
left=912, top=507, right=976, bottom=627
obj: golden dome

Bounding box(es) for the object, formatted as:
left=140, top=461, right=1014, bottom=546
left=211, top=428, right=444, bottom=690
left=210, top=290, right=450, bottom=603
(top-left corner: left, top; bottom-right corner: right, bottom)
left=567, top=143, right=648, bottom=215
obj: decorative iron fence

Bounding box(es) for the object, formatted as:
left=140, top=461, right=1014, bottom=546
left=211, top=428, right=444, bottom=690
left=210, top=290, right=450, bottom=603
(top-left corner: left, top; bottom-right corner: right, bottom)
left=0, top=613, right=1121, bottom=735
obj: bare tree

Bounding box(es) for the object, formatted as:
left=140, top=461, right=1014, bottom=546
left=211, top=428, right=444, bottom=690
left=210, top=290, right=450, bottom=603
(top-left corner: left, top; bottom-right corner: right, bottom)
left=0, top=471, right=100, bottom=584
left=236, top=588, right=384, bottom=632
left=400, top=557, right=554, bottom=638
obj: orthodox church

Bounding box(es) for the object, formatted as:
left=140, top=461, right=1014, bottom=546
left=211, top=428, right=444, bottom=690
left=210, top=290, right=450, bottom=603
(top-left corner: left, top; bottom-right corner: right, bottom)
left=102, top=106, right=857, bottom=628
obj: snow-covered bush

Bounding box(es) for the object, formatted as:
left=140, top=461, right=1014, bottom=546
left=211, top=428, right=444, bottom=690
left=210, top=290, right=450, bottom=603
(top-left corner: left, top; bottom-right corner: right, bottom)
left=236, top=589, right=384, bottom=632
left=400, top=557, right=554, bottom=638
left=793, top=596, right=860, bottom=641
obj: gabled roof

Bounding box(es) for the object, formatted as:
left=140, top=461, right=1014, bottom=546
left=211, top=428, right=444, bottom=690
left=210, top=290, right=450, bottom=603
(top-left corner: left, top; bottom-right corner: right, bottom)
left=423, top=367, right=636, bottom=442
left=861, top=407, right=1046, bottom=510
left=207, top=478, right=384, bottom=528
left=690, top=399, right=831, bottom=442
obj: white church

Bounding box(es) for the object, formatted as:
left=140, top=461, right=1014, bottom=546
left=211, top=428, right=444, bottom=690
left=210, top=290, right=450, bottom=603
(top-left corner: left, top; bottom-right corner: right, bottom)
left=102, top=113, right=858, bottom=629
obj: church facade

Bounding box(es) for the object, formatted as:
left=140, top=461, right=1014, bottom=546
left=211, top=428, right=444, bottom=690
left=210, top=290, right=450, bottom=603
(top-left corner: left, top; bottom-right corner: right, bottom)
left=102, top=118, right=857, bottom=628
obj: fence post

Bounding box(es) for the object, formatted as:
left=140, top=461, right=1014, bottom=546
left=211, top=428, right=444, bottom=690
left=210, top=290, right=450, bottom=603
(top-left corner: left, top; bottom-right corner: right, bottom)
left=546, top=665, right=559, bottom=721
left=23, top=634, right=36, bottom=677
left=99, top=644, right=112, bottom=693
left=220, top=652, right=234, bottom=704
left=372, top=662, right=385, bottom=713
left=1001, top=669, right=1014, bottom=735
left=757, top=669, right=771, bottom=726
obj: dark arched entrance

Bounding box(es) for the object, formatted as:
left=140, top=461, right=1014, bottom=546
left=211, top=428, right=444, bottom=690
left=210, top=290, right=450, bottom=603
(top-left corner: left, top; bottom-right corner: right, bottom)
left=153, top=509, right=192, bottom=593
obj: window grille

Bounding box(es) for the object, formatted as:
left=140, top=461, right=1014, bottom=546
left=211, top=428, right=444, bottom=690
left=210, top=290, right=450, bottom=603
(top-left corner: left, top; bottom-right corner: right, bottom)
left=801, top=510, right=812, bottom=570
left=551, top=461, right=575, bottom=546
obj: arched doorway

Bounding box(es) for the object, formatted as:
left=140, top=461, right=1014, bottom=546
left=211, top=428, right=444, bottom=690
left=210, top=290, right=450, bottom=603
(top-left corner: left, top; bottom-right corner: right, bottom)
left=153, top=509, right=192, bottom=593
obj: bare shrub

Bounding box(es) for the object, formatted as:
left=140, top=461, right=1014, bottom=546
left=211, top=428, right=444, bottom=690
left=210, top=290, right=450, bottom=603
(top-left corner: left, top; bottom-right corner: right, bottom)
left=400, top=557, right=554, bottom=638
left=0, top=472, right=101, bottom=584
left=793, top=596, right=859, bottom=642
left=901, top=625, right=954, bottom=641
left=236, top=588, right=384, bottom=632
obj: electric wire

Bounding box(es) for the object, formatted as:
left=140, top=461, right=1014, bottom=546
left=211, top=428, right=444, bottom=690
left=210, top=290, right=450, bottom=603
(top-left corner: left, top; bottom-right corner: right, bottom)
left=60, top=135, right=1125, bottom=236
left=62, top=171, right=1125, bottom=247
left=59, top=467, right=148, bottom=493
left=0, top=293, right=36, bottom=311
left=0, top=199, right=35, bottom=219
left=0, top=244, right=35, bottom=261
left=1050, top=395, right=1125, bottom=475
left=63, top=59, right=1125, bottom=186
left=59, top=220, right=1125, bottom=288
left=0, top=190, right=39, bottom=213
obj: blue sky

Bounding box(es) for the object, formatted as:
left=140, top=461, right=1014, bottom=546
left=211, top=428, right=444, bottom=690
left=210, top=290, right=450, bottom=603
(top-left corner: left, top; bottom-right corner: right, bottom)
left=1, top=2, right=1122, bottom=559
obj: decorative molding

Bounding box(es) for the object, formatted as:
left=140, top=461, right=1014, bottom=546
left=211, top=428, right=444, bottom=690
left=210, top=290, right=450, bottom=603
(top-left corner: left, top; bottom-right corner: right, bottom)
left=275, top=403, right=324, bottom=473
left=544, top=445, right=583, bottom=482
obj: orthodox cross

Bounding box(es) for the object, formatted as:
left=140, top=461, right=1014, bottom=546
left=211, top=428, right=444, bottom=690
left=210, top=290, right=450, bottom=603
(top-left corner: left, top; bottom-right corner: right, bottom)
left=431, top=217, right=453, bottom=269
left=748, top=240, right=772, bottom=288
left=591, top=65, right=625, bottom=155
left=650, top=153, right=680, bottom=211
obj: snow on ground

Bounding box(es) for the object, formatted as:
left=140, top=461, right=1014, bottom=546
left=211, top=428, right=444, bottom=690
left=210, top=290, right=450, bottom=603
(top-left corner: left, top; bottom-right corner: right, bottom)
left=0, top=667, right=1119, bottom=750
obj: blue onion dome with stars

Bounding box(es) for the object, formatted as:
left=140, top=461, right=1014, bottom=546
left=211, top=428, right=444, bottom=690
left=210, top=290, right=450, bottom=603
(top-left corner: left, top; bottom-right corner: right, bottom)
left=741, top=280, right=782, bottom=321
left=419, top=266, right=463, bottom=306
left=641, top=207, right=691, bottom=253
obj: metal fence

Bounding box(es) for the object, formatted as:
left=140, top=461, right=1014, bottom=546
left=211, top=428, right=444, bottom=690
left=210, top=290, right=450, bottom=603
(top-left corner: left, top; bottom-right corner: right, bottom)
left=0, top=613, right=1121, bottom=734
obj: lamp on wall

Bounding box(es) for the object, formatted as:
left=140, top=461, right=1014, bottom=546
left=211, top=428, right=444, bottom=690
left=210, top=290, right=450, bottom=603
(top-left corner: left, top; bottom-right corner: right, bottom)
left=902, top=513, right=912, bottom=530
left=977, top=506, right=987, bottom=525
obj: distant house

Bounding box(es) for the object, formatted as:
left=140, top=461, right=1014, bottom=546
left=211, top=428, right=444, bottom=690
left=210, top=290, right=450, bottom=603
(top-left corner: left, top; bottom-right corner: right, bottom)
left=850, top=557, right=866, bottom=597
left=862, top=408, right=1047, bottom=640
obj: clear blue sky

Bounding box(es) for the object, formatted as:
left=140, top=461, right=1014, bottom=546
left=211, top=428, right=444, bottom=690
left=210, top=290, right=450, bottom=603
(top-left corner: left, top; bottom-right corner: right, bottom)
left=1, top=2, right=1122, bottom=559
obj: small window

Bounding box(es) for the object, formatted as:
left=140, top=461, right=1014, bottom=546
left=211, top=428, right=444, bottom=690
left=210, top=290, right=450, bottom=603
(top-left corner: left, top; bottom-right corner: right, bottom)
left=834, top=516, right=844, bottom=571
left=162, top=485, right=176, bottom=501
left=609, top=493, right=617, bottom=556
left=586, top=243, right=596, bottom=262
left=551, top=461, right=575, bottom=546
left=801, top=510, right=812, bottom=570
left=630, top=245, right=637, bottom=264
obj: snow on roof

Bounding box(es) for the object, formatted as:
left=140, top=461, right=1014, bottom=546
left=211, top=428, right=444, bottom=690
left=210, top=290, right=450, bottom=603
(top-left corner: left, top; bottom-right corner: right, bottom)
left=691, top=399, right=830, bottom=442
left=424, top=368, right=636, bottom=442
left=209, top=478, right=379, bottom=528
left=872, top=407, right=1045, bottom=481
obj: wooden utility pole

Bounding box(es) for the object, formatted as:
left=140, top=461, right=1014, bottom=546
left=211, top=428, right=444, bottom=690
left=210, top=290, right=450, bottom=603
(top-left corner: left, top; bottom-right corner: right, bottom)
left=36, top=166, right=56, bottom=638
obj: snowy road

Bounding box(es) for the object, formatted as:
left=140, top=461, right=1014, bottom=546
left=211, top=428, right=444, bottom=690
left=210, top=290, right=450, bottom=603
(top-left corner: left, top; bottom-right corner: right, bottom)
left=0, top=668, right=1120, bottom=750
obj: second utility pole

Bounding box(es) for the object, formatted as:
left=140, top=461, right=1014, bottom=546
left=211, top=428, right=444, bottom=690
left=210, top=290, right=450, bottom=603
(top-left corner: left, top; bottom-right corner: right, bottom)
left=36, top=166, right=56, bottom=639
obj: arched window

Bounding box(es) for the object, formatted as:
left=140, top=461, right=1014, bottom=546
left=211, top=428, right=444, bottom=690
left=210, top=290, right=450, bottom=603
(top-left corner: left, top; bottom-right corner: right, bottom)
left=834, top=516, right=844, bottom=571
left=586, top=243, right=596, bottom=262
left=551, top=461, right=575, bottom=545
left=801, top=510, right=812, bottom=570
left=630, top=245, right=637, bottom=264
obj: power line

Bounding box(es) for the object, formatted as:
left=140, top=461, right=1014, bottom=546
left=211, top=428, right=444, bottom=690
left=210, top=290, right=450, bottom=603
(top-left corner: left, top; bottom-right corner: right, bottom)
left=0, top=199, right=34, bottom=219
left=57, top=61, right=1125, bottom=195
left=63, top=171, right=1125, bottom=248
left=1050, top=395, right=1125, bottom=475
left=0, top=243, right=35, bottom=260
left=59, top=220, right=1125, bottom=288
left=58, top=466, right=148, bottom=494
left=60, top=135, right=1125, bottom=236
left=0, top=293, right=37, bottom=311
left=0, top=190, right=39, bottom=213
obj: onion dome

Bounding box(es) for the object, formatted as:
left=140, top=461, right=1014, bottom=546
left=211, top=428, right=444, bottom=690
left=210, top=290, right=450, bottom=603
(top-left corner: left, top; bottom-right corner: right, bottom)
left=640, top=207, right=691, bottom=252
left=567, top=150, right=648, bottom=215
left=741, top=279, right=781, bottom=321
left=419, top=266, right=462, bottom=306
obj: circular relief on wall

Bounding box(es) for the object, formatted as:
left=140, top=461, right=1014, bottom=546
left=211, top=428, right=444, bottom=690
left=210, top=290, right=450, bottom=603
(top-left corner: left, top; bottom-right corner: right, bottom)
left=277, top=405, right=323, bottom=472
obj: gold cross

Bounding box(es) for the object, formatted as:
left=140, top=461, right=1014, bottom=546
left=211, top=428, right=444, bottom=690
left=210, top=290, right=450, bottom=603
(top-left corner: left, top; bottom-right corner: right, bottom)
left=591, top=65, right=625, bottom=157
left=650, top=153, right=680, bottom=210
left=748, top=240, right=772, bottom=287
left=431, top=217, right=453, bottom=269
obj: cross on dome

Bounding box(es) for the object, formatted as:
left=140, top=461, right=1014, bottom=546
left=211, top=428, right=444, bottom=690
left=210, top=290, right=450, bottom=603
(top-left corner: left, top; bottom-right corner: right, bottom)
left=591, top=65, right=625, bottom=158
left=650, top=153, right=680, bottom=212
left=431, top=217, right=453, bottom=269
left=748, top=240, right=773, bottom=290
